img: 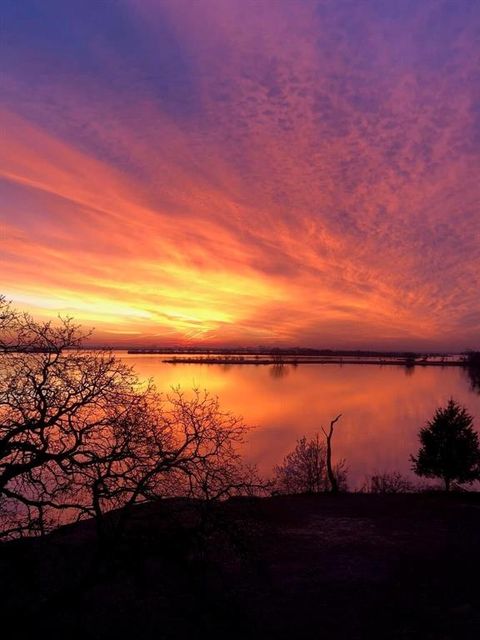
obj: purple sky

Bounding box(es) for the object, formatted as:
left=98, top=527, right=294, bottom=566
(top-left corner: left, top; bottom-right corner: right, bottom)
left=1, top=0, right=480, bottom=349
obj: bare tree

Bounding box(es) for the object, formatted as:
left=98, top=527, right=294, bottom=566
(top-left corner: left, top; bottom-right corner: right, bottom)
left=0, top=301, right=148, bottom=537
left=73, top=387, right=261, bottom=542
left=361, top=471, right=414, bottom=494
left=0, top=296, right=15, bottom=350
left=273, top=426, right=347, bottom=495
left=274, top=434, right=327, bottom=494
left=0, top=297, right=260, bottom=540
left=321, top=414, right=343, bottom=493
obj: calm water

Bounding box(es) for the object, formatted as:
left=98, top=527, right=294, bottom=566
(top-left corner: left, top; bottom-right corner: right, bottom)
left=119, top=353, right=480, bottom=488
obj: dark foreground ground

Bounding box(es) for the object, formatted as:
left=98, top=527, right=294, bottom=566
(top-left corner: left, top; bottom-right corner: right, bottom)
left=2, top=493, right=480, bottom=640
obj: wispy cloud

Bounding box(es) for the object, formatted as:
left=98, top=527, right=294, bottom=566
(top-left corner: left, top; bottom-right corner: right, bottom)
left=1, top=0, right=479, bottom=348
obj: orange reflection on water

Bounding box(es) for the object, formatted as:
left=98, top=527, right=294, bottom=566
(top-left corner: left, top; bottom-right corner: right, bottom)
left=121, top=354, right=480, bottom=488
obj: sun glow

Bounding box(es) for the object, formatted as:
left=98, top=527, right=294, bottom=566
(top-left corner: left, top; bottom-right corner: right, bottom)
left=1, top=1, right=479, bottom=349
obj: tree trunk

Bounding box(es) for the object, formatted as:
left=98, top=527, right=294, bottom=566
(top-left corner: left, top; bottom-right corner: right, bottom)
left=322, top=414, right=342, bottom=494
left=325, top=434, right=338, bottom=494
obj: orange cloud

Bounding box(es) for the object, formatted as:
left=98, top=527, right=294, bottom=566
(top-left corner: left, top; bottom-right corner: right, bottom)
left=1, top=0, right=479, bottom=348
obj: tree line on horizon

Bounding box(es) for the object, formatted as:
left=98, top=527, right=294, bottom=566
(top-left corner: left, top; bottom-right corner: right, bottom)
left=1, top=295, right=480, bottom=543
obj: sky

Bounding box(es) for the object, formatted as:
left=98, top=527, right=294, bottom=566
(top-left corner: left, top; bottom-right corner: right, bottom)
left=1, top=0, right=479, bottom=350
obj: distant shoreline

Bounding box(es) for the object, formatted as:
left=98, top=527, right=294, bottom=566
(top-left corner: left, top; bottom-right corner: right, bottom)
left=159, top=357, right=466, bottom=366
left=2, top=348, right=472, bottom=369
left=123, top=348, right=469, bottom=367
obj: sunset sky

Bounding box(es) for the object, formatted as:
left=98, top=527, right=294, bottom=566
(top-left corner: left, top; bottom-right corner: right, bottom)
left=1, top=0, right=480, bottom=349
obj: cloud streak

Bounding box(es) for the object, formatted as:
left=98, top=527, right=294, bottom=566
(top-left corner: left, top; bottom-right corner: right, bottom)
left=1, top=0, right=479, bottom=348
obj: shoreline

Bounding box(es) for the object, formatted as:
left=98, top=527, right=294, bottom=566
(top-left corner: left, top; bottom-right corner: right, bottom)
left=160, top=357, right=466, bottom=366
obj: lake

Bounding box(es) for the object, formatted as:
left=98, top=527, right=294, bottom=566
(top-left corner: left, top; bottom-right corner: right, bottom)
left=119, top=353, right=480, bottom=488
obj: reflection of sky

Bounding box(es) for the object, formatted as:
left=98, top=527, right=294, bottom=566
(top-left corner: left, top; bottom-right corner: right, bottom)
left=1, top=0, right=480, bottom=349
left=124, top=356, right=480, bottom=487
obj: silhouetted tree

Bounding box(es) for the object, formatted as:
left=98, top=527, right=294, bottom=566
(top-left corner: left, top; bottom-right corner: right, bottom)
left=322, top=414, right=343, bottom=493
left=274, top=424, right=347, bottom=494
left=0, top=306, right=154, bottom=536
left=274, top=435, right=327, bottom=493
left=411, top=399, right=480, bottom=491
left=362, top=471, right=414, bottom=493
left=0, top=297, right=260, bottom=540
left=403, top=353, right=418, bottom=369
left=77, top=387, right=261, bottom=543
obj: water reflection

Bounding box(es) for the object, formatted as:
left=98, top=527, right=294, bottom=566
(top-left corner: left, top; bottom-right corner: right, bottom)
left=118, top=354, right=480, bottom=488
left=465, top=365, right=480, bottom=394
left=269, top=363, right=290, bottom=379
